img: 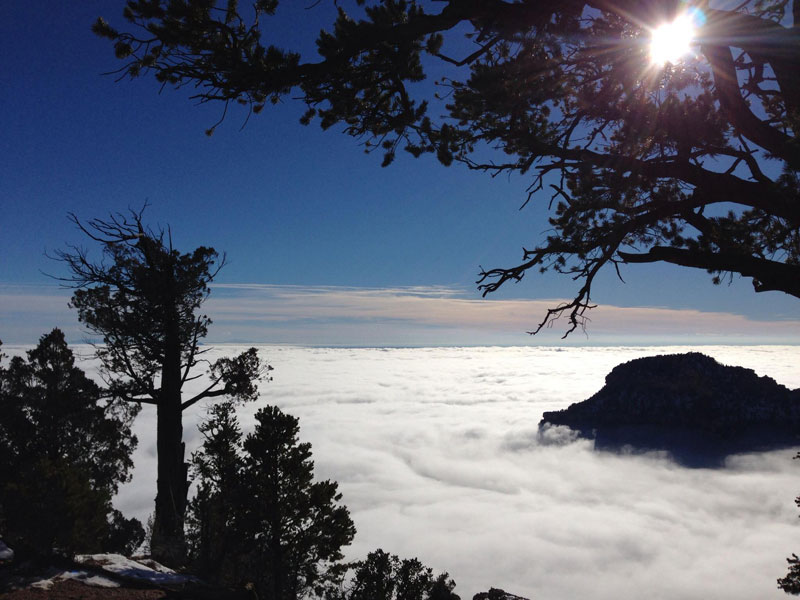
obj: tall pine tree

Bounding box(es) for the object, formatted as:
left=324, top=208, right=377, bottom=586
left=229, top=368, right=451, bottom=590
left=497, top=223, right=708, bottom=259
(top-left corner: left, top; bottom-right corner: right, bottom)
left=58, top=207, right=268, bottom=565
left=187, top=401, right=356, bottom=599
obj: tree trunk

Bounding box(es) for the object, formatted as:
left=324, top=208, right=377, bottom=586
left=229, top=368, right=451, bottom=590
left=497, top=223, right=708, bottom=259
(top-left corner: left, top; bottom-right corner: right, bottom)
left=150, top=330, right=187, bottom=566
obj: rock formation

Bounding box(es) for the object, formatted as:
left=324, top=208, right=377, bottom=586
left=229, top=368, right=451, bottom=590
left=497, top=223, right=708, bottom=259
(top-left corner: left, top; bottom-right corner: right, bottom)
left=473, top=589, right=530, bottom=600
left=540, top=352, right=800, bottom=467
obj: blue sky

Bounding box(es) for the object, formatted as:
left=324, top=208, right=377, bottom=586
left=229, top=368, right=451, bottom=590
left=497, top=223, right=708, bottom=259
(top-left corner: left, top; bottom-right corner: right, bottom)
left=2, top=2, right=798, bottom=345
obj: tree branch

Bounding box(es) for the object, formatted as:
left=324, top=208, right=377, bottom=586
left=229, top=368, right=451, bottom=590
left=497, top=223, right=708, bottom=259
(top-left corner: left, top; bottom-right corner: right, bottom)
left=702, top=41, right=795, bottom=163
left=619, top=246, right=800, bottom=297
left=181, top=387, right=229, bottom=412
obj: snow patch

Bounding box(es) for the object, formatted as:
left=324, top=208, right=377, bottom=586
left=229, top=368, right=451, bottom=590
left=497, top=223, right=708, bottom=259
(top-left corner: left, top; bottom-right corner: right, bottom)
left=63, top=571, right=121, bottom=588
left=30, top=578, right=55, bottom=591
left=0, top=539, right=14, bottom=562
left=29, top=570, right=120, bottom=590
left=75, top=553, right=195, bottom=584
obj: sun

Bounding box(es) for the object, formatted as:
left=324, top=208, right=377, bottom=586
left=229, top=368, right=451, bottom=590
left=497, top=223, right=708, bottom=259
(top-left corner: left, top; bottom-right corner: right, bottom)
left=649, top=13, right=696, bottom=65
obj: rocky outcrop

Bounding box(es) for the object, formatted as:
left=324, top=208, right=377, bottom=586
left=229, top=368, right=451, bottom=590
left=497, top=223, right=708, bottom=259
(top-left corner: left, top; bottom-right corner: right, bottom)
left=473, top=589, right=530, bottom=600
left=540, top=353, right=800, bottom=466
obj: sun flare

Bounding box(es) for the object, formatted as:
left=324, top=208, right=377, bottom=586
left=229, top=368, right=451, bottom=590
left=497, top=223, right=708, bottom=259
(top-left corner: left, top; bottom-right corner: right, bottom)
left=650, top=14, right=696, bottom=65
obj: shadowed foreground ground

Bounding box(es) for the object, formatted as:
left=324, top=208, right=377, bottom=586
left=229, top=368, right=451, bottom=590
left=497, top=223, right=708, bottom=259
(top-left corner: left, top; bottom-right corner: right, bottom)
left=0, top=579, right=167, bottom=599
left=0, top=556, right=527, bottom=600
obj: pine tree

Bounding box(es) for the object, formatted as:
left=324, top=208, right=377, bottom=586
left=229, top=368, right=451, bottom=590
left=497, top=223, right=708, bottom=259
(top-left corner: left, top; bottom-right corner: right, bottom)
left=187, top=402, right=356, bottom=599
left=185, top=400, right=244, bottom=582
left=0, top=329, right=142, bottom=557
left=334, top=549, right=460, bottom=600
left=57, top=207, right=268, bottom=565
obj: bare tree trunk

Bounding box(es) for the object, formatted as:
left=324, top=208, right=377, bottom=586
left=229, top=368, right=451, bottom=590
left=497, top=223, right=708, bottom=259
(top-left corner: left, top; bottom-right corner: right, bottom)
left=150, top=330, right=188, bottom=566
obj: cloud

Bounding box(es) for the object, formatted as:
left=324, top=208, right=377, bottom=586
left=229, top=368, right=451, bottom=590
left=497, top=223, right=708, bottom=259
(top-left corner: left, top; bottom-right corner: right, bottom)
left=206, top=283, right=800, bottom=345
left=111, top=345, right=800, bottom=600
left=3, top=282, right=800, bottom=345
left=0, top=285, right=82, bottom=343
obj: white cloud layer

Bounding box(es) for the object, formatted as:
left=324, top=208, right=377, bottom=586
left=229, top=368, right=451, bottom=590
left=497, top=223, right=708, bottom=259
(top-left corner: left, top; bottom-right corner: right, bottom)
left=23, top=344, right=795, bottom=600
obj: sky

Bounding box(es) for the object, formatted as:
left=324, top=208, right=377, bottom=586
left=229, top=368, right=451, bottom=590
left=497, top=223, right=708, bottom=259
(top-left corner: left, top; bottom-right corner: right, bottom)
left=4, top=343, right=792, bottom=599
left=2, top=2, right=799, bottom=345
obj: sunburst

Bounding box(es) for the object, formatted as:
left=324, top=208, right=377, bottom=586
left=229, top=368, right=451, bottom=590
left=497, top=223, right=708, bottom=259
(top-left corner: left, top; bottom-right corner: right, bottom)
left=649, top=13, right=697, bottom=65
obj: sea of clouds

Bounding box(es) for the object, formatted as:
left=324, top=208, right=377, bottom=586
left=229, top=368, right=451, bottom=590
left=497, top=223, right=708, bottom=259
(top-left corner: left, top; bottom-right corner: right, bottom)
left=20, top=344, right=800, bottom=599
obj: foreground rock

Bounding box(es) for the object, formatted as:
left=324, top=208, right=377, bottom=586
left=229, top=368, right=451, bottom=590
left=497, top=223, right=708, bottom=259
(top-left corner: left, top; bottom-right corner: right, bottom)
left=540, top=352, right=800, bottom=467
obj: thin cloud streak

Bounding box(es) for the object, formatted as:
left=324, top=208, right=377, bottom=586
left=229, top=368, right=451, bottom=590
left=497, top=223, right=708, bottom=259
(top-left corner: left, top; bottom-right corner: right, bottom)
left=2, top=282, right=799, bottom=345
left=206, top=283, right=800, bottom=345
left=0, top=285, right=81, bottom=343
